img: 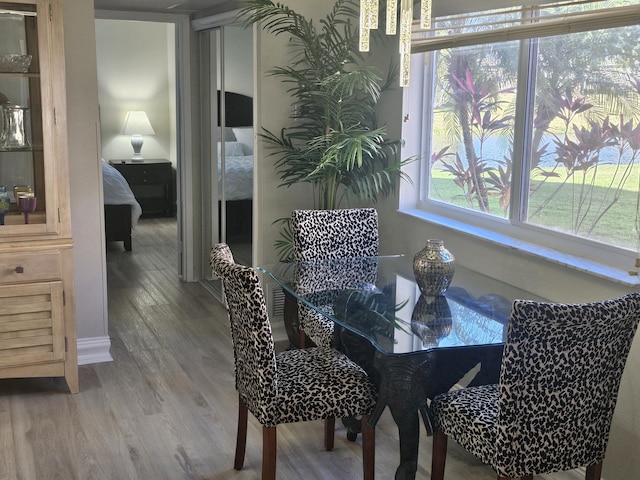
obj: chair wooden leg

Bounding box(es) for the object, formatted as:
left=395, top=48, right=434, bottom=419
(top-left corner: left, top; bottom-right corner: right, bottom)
left=431, top=428, right=447, bottom=480
left=361, top=414, right=375, bottom=480
left=299, top=329, right=306, bottom=348
left=585, top=461, right=603, bottom=480
left=262, top=426, right=277, bottom=480
left=234, top=397, right=248, bottom=470
left=324, top=417, right=335, bottom=451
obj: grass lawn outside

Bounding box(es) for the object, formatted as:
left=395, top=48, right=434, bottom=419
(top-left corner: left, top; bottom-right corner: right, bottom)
left=430, top=163, right=640, bottom=250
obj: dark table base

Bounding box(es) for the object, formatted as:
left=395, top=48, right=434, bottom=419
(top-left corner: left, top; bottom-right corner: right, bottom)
left=339, top=328, right=503, bottom=480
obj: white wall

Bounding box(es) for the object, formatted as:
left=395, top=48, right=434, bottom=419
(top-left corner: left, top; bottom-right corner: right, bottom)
left=62, top=0, right=111, bottom=363
left=95, top=19, right=176, bottom=166
left=222, top=26, right=253, bottom=98
left=252, top=0, right=318, bottom=267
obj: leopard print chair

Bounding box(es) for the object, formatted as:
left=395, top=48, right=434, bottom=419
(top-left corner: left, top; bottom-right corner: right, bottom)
left=291, top=208, right=379, bottom=348
left=430, top=293, right=640, bottom=480
left=210, top=243, right=377, bottom=480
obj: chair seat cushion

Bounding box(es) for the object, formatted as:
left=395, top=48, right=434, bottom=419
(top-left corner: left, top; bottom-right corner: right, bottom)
left=431, top=384, right=498, bottom=466
left=274, top=347, right=377, bottom=425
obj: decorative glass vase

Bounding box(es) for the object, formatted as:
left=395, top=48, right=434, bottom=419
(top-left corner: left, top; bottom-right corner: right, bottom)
left=413, top=239, right=456, bottom=296
left=0, top=105, right=31, bottom=150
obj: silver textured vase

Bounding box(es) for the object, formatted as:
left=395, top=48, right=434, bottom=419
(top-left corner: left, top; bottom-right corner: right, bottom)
left=413, top=239, right=455, bottom=296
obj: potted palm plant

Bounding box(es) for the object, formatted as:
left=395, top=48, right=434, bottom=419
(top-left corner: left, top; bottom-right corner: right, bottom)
left=240, top=0, right=413, bottom=261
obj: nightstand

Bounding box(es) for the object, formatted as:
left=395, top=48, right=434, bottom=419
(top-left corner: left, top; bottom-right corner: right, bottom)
left=109, top=159, right=174, bottom=216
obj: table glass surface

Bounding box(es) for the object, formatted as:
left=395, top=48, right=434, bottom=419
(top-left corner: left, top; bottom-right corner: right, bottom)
left=258, top=255, right=542, bottom=356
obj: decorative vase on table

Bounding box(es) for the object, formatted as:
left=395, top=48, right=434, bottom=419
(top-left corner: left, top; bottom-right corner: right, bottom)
left=413, top=239, right=456, bottom=296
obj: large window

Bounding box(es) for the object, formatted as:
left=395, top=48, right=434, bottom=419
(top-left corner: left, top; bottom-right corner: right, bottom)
left=406, top=1, right=640, bottom=275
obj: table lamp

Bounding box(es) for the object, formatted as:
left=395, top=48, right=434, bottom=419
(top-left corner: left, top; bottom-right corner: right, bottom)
left=121, top=110, right=155, bottom=161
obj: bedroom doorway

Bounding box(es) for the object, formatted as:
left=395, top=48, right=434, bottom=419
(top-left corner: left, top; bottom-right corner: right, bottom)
left=198, top=23, right=254, bottom=297
left=95, top=16, right=181, bottom=271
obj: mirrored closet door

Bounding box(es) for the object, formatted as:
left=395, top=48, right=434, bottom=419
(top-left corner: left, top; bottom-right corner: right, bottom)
left=199, top=23, right=254, bottom=294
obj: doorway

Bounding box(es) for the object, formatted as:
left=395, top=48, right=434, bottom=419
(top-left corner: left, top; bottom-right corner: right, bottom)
left=95, top=17, right=180, bottom=271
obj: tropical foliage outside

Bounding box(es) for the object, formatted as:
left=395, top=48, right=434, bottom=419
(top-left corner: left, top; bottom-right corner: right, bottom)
left=426, top=1, right=640, bottom=251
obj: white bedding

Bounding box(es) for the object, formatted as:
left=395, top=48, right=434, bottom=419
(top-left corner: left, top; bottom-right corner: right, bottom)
left=219, top=153, right=253, bottom=201
left=102, top=159, right=143, bottom=228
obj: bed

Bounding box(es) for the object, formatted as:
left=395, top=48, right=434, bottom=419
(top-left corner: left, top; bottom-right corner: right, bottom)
left=219, top=127, right=253, bottom=241
left=217, top=90, right=253, bottom=242
left=102, top=159, right=142, bottom=251
left=100, top=90, right=252, bottom=249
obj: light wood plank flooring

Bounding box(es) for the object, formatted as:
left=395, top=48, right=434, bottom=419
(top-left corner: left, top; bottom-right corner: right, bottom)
left=0, top=218, right=583, bottom=480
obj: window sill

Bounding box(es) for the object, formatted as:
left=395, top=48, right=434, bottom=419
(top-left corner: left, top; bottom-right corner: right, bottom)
left=399, top=207, right=640, bottom=288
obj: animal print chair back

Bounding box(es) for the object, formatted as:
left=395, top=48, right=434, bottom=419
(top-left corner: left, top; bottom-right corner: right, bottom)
left=496, top=294, right=640, bottom=476
left=291, top=208, right=379, bottom=347
left=291, top=208, right=379, bottom=262
left=431, top=292, right=640, bottom=478
left=209, top=243, right=279, bottom=426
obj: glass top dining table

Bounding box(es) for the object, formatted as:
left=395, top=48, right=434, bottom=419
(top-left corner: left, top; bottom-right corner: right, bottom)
left=258, top=254, right=542, bottom=480
left=258, top=254, right=540, bottom=356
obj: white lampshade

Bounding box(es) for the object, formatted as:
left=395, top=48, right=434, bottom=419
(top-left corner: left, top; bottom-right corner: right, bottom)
left=121, top=110, right=155, bottom=161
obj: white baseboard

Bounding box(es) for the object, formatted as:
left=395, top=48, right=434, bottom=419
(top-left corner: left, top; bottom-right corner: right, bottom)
left=77, top=336, right=113, bottom=365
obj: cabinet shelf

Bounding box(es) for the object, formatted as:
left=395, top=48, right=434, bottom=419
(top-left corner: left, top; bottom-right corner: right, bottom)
left=1, top=211, right=44, bottom=225
left=0, top=72, right=39, bottom=78
left=0, top=144, right=44, bottom=153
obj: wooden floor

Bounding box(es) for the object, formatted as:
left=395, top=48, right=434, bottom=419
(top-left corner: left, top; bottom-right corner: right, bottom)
left=0, top=217, right=583, bottom=480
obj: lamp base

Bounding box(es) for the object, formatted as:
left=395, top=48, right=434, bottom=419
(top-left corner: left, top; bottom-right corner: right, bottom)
left=131, top=134, right=144, bottom=161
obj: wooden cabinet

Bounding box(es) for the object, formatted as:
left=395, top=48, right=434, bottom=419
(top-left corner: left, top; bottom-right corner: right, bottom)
left=0, top=0, right=77, bottom=393
left=109, top=159, right=174, bottom=216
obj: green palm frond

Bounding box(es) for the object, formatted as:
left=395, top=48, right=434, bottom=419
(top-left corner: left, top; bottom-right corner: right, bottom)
left=272, top=217, right=295, bottom=262
left=242, top=0, right=416, bottom=220
left=239, top=0, right=315, bottom=41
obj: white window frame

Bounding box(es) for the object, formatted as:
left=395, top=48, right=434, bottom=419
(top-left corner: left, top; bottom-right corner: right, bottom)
left=400, top=15, right=640, bottom=286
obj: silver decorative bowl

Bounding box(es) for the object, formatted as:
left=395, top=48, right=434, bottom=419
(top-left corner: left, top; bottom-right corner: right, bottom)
left=0, top=54, right=33, bottom=73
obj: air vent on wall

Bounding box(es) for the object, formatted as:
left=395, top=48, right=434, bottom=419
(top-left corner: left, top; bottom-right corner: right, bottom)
left=265, top=282, right=287, bottom=343
left=268, top=283, right=285, bottom=319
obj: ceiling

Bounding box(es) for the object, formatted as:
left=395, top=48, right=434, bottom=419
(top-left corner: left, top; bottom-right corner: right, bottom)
left=93, top=0, right=235, bottom=16
left=93, top=0, right=562, bottom=19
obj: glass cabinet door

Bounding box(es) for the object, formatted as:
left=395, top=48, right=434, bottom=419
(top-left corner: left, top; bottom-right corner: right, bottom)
left=0, top=1, right=48, bottom=229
